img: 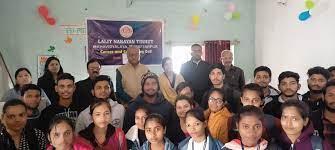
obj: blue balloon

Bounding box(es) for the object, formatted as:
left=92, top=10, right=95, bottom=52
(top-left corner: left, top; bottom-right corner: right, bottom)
left=299, top=11, right=311, bottom=21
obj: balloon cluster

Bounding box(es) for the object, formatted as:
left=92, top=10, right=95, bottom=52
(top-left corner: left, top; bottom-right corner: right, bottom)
left=224, top=2, right=241, bottom=20
left=38, top=5, right=56, bottom=26
left=299, top=0, right=314, bottom=21
left=299, top=0, right=330, bottom=21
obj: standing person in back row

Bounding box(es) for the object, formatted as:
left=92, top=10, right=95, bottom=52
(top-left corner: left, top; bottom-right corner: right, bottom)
left=75, top=58, right=103, bottom=112
left=38, top=56, right=64, bottom=104
left=220, top=50, right=245, bottom=91
left=180, top=44, right=211, bottom=104
left=116, top=46, right=149, bottom=105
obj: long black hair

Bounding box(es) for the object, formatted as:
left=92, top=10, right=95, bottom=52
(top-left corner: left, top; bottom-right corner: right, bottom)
left=42, top=56, right=64, bottom=79
left=185, top=109, right=210, bottom=136
left=13, top=68, right=32, bottom=92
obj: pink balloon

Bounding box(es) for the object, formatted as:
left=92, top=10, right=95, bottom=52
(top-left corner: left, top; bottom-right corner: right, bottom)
left=227, top=2, right=236, bottom=12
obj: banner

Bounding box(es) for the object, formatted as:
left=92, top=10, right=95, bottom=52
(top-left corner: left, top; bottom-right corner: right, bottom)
left=87, top=19, right=163, bottom=65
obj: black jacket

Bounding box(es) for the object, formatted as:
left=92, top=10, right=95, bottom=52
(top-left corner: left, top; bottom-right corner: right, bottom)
left=39, top=103, right=78, bottom=132
left=263, top=95, right=283, bottom=119
left=180, top=60, right=211, bottom=104
left=168, top=117, right=188, bottom=145
left=302, top=91, right=324, bottom=113
left=74, top=77, right=95, bottom=112
left=123, top=93, right=177, bottom=140
left=37, top=75, right=58, bottom=105
left=0, top=124, right=47, bottom=150
left=310, top=109, right=325, bottom=138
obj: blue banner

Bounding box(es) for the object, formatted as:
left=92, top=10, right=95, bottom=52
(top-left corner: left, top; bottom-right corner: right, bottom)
left=87, top=19, right=163, bottom=65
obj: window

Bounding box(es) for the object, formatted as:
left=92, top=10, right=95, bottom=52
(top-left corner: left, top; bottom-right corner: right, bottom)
left=171, top=45, right=205, bottom=73
left=171, top=44, right=234, bottom=73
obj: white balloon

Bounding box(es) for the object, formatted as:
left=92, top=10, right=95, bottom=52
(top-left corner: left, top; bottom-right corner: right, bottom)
left=224, top=12, right=233, bottom=20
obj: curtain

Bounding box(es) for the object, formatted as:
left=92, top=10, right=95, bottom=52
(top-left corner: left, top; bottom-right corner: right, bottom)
left=204, top=40, right=230, bottom=64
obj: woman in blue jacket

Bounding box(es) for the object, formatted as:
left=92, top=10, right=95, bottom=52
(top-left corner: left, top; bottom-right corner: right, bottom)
left=178, top=109, right=224, bottom=150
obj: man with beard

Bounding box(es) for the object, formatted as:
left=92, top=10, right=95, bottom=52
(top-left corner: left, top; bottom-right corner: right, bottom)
left=20, top=84, right=43, bottom=128
left=311, top=81, right=335, bottom=149
left=180, top=44, right=211, bottom=104
left=263, top=71, right=302, bottom=118
left=75, top=59, right=104, bottom=112
left=253, top=66, right=280, bottom=105
left=220, top=50, right=245, bottom=91
left=200, top=64, right=241, bottom=113
left=39, top=73, right=78, bottom=132
left=123, top=72, right=176, bottom=140
left=303, top=66, right=330, bottom=112
left=75, top=75, right=125, bottom=132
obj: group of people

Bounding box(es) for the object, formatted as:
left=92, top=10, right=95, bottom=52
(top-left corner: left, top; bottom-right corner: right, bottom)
left=0, top=44, right=334, bottom=150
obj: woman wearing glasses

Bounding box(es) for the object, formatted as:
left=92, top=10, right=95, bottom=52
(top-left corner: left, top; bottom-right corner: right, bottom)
left=204, top=88, right=232, bottom=143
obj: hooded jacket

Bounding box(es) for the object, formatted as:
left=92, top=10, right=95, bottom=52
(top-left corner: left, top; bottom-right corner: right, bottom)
left=123, top=93, right=177, bottom=138
left=78, top=123, right=127, bottom=150
left=279, top=122, right=333, bottom=150
left=46, top=136, right=92, bottom=150
left=125, top=125, right=147, bottom=150
left=75, top=98, right=125, bottom=132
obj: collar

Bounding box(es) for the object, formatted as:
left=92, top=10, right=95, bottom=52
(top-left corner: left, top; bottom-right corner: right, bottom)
left=192, top=59, right=201, bottom=65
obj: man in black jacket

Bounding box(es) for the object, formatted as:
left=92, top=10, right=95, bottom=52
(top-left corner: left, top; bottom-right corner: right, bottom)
left=311, top=80, right=335, bottom=149
left=263, top=71, right=302, bottom=118
left=220, top=50, right=245, bottom=92
left=123, top=72, right=176, bottom=141
left=302, top=66, right=330, bottom=112
left=200, top=64, right=241, bottom=113
left=180, top=44, right=211, bottom=104
left=74, top=59, right=102, bottom=112
left=39, top=73, right=78, bottom=132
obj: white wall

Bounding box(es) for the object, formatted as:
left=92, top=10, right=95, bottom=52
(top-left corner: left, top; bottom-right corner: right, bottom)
left=255, top=0, right=335, bottom=93
left=0, top=0, right=256, bottom=87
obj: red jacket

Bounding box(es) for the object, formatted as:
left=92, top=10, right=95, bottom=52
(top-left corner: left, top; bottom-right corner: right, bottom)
left=46, top=136, right=92, bottom=150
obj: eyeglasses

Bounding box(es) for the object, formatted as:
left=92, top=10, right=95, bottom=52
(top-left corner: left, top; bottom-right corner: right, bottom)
left=208, top=97, right=223, bottom=104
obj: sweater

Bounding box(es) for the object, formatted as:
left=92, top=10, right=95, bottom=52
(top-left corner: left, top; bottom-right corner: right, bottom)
left=158, top=72, right=185, bottom=105
left=75, top=98, right=125, bottom=132
left=116, top=63, right=149, bottom=103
